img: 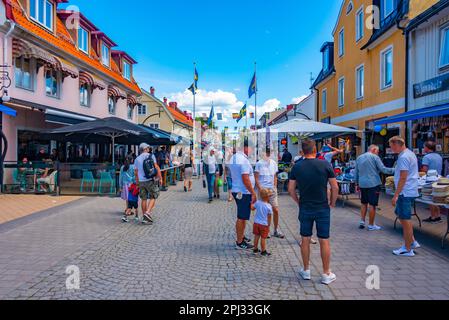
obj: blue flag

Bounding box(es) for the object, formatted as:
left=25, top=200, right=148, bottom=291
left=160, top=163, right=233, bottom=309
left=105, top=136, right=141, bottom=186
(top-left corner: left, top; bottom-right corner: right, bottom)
left=248, top=72, right=257, bottom=99
left=188, top=67, right=199, bottom=94
left=207, top=104, right=215, bottom=126
left=188, top=82, right=197, bottom=95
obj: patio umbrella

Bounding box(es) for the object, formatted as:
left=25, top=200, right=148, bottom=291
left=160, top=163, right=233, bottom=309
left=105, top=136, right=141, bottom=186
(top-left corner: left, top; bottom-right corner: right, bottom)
left=47, top=117, right=160, bottom=164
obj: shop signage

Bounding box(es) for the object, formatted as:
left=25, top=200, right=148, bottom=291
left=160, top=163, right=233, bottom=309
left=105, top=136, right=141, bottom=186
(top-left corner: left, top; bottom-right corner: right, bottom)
left=0, top=70, right=11, bottom=90
left=413, top=73, right=449, bottom=98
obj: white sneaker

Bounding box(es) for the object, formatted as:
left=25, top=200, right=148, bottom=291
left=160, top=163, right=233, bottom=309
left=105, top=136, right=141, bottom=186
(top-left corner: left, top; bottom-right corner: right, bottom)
left=393, top=246, right=415, bottom=257
left=321, top=272, right=337, bottom=285
left=368, top=225, right=382, bottom=231
left=299, top=269, right=311, bottom=280
left=411, top=241, right=421, bottom=249
left=359, top=221, right=366, bottom=229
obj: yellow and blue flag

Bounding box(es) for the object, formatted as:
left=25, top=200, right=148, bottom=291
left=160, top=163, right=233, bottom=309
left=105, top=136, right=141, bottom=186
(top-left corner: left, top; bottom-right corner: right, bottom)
left=248, top=72, right=257, bottom=99
left=236, top=104, right=247, bottom=123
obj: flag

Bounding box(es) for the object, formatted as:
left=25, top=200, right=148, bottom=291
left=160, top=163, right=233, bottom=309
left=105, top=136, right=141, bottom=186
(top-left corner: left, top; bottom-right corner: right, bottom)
left=207, top=104, right=215, bottom=126
left=236, top=104, right=247, bottom=123
left=217, top=113, right=223, bottom=121
left=188, top=82, right=197, bottom=95
left=232, top=113, right=240, bottom=119
left=248, top=72, right=257, bottom=99
left=194, top=67, right=199, bottom=85
left=249, top=112, right=255, bottom=119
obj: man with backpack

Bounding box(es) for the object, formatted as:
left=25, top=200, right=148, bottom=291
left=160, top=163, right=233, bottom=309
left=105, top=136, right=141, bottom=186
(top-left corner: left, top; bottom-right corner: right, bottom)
left=134, top=143, right=162, bottom=225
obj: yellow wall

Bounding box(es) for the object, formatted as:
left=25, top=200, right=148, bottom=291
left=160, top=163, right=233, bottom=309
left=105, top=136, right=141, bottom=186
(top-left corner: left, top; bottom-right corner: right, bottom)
left=137, top=92, right=174, bottom=133
left=318, top=0, right=406, bottom=129
left=408, top=0, right=440, bottom=20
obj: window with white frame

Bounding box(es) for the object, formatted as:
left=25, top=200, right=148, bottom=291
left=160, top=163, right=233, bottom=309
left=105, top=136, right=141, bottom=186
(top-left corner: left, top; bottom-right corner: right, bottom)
left=80, top=83, right=90, bottom=107
left=108, top=96, right=116, bottom=114
left=102, top=43, right=110, bottom=67
left=45, top=69, right=59, bottom=98
left=127, top=104, right=133, bottom=120
left=78, top=27, right=89, bottom=53
left=138, top=104, right=147, bottom=115
left=338, top=77, right=345, bottom=107
left=322, top=89, right=327, bottom=114
left=30, top=0, right=53, bottom=30
left=15, top=57, right=34, bottom=90
left=439, top=25, right=449, bottom=68
left=381, top=47, right=393, bottom=89
left=356, top=7, right=364, bottom=41
left=339, top=28, right=345, bottom=57
left=123, top=61, right=131, bottom=80
left=148, top=123, right=160, bottom=129
left=356, top=65, right=364, bottom=99
left=323, top=47, right=329, bottom=71
left=382, top=0, right=395, bottom=20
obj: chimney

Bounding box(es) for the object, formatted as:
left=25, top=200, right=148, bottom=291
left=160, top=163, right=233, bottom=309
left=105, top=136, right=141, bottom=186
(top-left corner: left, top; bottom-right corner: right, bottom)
left=150, top=86, right=155, bottom=96
left=163, top=97, right=168, bottom=105
left=169, top=102, right=178, bottom=109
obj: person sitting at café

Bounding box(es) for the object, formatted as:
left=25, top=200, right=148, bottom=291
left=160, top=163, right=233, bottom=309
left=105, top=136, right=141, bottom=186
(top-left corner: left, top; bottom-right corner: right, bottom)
left=421, top=141, right=444, bottom=224
left=36, top=162, right=58, bottom=193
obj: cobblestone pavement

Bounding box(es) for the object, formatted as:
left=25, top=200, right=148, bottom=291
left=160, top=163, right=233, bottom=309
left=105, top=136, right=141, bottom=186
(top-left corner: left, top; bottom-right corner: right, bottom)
left=1, top=180, right=449, bottom=300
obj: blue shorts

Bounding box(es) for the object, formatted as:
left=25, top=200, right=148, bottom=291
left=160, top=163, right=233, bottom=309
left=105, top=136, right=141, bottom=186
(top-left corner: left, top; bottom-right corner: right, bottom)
left=299, top=208, right=331, bottom=240
left=395, top=196, right=416, bottom=220
left=233, top=193, right=252, bottom=221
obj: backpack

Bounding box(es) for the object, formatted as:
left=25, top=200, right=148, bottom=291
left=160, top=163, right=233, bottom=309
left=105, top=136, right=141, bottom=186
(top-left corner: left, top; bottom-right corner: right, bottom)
left=143, top=153, right=157, bottom=179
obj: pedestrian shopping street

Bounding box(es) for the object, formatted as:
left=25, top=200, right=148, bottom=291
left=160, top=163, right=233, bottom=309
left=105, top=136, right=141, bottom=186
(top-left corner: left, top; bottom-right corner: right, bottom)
left=1, top=180, right=449, bottom=300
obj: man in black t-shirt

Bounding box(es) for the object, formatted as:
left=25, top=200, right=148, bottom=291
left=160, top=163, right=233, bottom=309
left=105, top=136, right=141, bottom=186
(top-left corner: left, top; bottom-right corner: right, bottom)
left=288, top=139, right=339, bottom=285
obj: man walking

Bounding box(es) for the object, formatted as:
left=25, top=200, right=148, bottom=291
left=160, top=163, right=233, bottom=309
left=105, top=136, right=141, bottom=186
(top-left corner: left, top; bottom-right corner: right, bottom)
left=229, top=139, right=256, bottom=250
left=288, top=139, right=339, bottom=285
left=134, top=143, right=162, bottom=225
left=204, top=147, right=218, bottom=203
left=355, top=145, right=395, bottom=231
left=255, top=148, right=284, bottom=238
left=389, top=136, right=421, bottom=257
left=421, top=141, right=444, bottom=224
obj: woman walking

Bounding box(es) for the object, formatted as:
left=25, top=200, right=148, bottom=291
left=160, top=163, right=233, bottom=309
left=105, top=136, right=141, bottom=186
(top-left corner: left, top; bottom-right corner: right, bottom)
left=183, top=150, right=195, bottom=192
left=119, top=156, right=136, bottom=214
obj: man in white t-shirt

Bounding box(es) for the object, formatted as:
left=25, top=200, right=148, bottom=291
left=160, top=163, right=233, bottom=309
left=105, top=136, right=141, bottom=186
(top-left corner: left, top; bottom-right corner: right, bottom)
left=134, top=143, right=162, bottom=225
left=255, top=148, right=284, bottom=239
left=389, top=136, right=421, bottom=257
left=203, top=147, right=218, bottom=203
left=228, top=139, right=256, bottom=250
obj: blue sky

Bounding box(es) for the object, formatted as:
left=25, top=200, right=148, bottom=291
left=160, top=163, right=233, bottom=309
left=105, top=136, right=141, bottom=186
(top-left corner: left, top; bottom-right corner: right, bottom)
left=63, top=0, right=342, bottom=128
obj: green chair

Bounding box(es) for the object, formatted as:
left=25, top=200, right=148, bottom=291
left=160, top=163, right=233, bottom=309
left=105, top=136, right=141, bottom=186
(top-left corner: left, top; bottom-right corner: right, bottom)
left=80, top=171, right=95, bottom=193
left=12, top=169, right=27, bottom=191
left=98, top=171, right=115, bottom=194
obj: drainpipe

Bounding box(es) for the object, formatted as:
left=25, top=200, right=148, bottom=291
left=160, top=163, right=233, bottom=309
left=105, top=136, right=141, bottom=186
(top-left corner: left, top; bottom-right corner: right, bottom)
left=397, top=0, right=409, bottom=144
left=3, top=21, right=16, bottom=70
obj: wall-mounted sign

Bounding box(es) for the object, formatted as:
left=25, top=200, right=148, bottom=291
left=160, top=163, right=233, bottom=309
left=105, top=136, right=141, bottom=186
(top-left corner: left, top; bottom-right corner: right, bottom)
left=0, top=70, right=11, bottom=90
left=413, top=73, right=449, bottom=98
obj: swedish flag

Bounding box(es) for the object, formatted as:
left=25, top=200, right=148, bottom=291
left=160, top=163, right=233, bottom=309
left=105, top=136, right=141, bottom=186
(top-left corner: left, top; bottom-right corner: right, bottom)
left=248, top=72, right=257, bottom=99
left=236, top=104, right=247, bottom=123
left=188, top=67, right=199, bottom=95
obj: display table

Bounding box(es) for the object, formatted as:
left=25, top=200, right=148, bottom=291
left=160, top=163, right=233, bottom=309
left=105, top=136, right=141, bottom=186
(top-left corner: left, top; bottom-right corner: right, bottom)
left=386, top=190, right=449, bottom=248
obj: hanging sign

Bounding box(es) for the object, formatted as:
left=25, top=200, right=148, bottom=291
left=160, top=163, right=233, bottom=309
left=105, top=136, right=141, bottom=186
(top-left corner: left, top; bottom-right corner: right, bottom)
left=0, top=70, right=11, bottom=90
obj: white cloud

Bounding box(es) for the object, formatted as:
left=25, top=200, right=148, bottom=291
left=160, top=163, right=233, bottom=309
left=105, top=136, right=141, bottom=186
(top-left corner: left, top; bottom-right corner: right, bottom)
left=291, top=95, right=308, bottom=104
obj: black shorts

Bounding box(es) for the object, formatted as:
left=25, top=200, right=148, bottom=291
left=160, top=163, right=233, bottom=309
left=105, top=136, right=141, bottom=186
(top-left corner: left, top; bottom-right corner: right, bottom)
left=233, top=193, right=252, bottom=221
left=360, top=186, right=381, bottom=207
left=127, top=201, right=138, bottom=209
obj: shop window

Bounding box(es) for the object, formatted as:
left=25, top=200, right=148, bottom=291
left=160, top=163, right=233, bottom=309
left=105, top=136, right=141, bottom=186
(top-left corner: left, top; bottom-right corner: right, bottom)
left=45, top=69, right=60, bottom=98
left=381, top=46, right=393, bottom=89
left=108, top=96, right=116, bottom=115
left=439, top=26, right=449, bottom=69
left=30, top=0, right=53, bottom=30
left=338, top=77, right=345, bottom=107
left=80, top=84, right=90, bottom=107
left=78, top=27, right=89, bottom=54
left=356, top=65, right=364, bottom=99
left=15, top=57, right=34, bottom=90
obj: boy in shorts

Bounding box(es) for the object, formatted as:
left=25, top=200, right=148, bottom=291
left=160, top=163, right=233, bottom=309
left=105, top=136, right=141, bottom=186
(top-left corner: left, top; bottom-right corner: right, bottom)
left=252, top=188, right=273, bottom=256
left=122, top=183, right=139, bottom=223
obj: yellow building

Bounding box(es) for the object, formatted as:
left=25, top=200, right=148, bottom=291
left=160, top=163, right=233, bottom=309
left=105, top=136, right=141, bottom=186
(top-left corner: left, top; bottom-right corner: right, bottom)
left=313, top=0, right=436, bottom=156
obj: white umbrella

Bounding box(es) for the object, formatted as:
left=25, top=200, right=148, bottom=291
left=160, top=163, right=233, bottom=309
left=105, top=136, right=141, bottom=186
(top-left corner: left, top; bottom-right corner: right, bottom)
left=257, top=118, right=360, bottom=134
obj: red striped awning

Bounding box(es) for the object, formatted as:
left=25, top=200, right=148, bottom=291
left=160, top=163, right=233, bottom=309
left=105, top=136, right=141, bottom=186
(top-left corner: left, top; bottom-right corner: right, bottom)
left=127, top=95, right=138, bottom=106
left=79, top=71, right=105, bottom=91
left=12, top=38, right=56, bottom=67
left=108, top=86, right=126, bottom=99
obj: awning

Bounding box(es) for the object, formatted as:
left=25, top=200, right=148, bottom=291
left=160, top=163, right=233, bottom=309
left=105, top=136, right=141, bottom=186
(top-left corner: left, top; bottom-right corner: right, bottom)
left=108, top=86, right=126, bottom=99
left=79, top=71, right=106, bottom=91
left=54, top=57, right=78, bottom=79
left=374, top=103, right=449, bottom=125
left=127, top=95, right=138, bottom=106
left=0, top=104, right=16, bottom=117
left=12, top=38, right=56, bottom=67
left=45, top=109, right=96, bottom=125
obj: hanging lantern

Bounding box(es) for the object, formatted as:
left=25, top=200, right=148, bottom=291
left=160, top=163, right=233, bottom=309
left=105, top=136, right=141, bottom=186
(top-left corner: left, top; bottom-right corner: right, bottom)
left=374, top=125, right=383, bottom=133
left=380, top=128, right=388, bottom=136
left=281, top=138, right=288, bottom=146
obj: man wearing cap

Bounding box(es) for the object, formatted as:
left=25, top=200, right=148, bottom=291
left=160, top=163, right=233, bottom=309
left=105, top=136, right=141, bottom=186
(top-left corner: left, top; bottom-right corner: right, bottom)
left=134, top=143, right=162, bottom=224
left=421, top=141, right=444, bottom=224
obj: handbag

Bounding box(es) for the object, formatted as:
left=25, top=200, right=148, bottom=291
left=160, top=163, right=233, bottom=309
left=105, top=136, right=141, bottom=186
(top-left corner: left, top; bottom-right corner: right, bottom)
left=202, top=178, right=207, bottom=189
left=223, top=182, right=228, bottom=193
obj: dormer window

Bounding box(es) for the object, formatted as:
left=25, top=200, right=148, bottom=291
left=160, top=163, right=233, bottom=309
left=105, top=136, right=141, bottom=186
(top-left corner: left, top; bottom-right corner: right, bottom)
left=78, top=27, right=89, bottom=54
left=30, top=0, right=54, bottom=30
left=123, top=61, right=131, bottom=80
left=102, top=43, right=110, bottom=67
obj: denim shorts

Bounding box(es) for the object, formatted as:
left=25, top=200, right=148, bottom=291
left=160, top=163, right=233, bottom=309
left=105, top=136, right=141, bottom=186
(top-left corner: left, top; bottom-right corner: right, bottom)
left=233, top=193, right=252, bottom=221
left=395, top=195, right=416, bottom=220
left=299, top=207, right=331, bottom=240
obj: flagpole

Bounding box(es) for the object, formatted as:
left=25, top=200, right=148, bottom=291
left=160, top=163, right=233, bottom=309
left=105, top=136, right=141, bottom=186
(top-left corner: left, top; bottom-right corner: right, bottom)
left=245, top=102, right=248, bottom=130
left=254, top=61, right=259, bottom=160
